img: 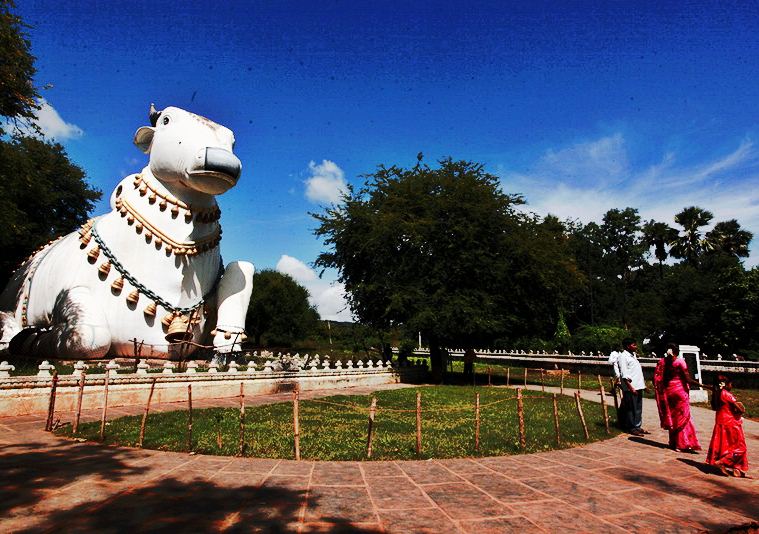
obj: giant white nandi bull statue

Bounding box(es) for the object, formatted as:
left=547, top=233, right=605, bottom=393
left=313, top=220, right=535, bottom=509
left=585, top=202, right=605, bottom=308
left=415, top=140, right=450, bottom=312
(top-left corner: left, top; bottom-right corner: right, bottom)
left=0, top=105, right=254, bottom=360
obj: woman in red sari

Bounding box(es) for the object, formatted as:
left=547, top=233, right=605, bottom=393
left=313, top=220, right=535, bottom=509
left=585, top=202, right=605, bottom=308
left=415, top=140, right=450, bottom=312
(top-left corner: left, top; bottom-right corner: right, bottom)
left=653, top=343, right=701, bottom=452
left=707, top=375, right=748, bottom=477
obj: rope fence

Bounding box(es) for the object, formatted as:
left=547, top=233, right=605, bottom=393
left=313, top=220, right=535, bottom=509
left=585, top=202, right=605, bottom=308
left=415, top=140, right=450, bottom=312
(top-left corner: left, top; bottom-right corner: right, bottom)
left=48, top=373, right=619, bottom=459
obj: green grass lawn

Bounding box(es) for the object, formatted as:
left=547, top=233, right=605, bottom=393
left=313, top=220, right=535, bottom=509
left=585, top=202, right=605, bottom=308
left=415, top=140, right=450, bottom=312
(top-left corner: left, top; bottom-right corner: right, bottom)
left=57, top=386, right=619, bottom=460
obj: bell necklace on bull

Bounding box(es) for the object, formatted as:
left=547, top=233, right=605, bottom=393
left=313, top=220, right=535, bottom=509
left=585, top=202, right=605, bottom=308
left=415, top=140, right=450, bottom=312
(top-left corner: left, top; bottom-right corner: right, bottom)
left=74, top=104, right=242, bottom=341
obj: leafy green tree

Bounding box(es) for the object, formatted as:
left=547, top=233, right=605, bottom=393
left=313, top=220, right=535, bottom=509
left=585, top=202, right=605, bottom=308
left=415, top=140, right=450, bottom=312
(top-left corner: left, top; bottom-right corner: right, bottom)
left=642, top=220, right=677, bottom=278
left=706, top=219, right=753, bottom=259
left=0, top=0, right=40, bottom=133
left=599, top=208, right=646, bottom=327
left=245, top=269, right=320, bottom=347
left=670, top=206, right=714, bottom=264
left=314, top=157, right=581, bottom=381
left=0, top=136, right=101, bottom=285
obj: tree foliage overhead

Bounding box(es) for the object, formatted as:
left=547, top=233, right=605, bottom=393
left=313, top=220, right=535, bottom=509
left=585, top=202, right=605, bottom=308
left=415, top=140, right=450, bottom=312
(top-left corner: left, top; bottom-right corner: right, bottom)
left=244, top=269, right=320, bottom=348
left=313, top=157, right=584, bottom=378
left=0, top=2, right=101, bottom=287
left=0, top=0, right=39, bottom=133
left=0, top=135, right=101, bottom=285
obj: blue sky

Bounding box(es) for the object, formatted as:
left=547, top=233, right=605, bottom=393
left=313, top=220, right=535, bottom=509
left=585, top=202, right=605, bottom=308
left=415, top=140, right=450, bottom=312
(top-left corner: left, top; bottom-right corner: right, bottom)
left=15, top=1, right=759, bottom=320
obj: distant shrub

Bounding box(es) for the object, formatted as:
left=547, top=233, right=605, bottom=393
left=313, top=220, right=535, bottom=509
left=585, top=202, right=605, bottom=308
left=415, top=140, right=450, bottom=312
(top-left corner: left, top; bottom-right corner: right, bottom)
left=572, top=325, right=628, bottom=354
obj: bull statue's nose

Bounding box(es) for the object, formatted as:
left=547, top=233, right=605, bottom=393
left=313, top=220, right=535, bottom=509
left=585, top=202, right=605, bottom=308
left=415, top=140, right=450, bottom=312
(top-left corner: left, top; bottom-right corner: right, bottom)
left=204, top=147, right=242, bottom=180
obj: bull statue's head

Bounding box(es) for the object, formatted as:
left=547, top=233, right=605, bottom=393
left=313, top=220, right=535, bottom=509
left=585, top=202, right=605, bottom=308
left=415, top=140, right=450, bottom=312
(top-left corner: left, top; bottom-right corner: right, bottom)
left=133, top=104, right=242, bottom=195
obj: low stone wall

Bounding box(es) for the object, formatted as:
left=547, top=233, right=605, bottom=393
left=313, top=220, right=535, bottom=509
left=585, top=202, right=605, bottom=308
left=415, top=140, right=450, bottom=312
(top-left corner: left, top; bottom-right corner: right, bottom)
left=0, top=365, right=428, bottom=417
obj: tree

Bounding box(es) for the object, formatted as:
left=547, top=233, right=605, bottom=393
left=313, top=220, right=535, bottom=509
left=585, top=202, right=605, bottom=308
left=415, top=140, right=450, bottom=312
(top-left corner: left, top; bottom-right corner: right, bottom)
left=642, top=220, right=677, bottom=278
left=0, top=136, right=101, bottom=285
left=313, top=156, right=581, bottom=381
left=706, top=219, right=753, bottom=259
left=598, top=208, right=646, bottom=327
left=244, top=269, right=319, bottom=347
left=0, top=0, right=40, bottom=133
left=670, top=206, right=714, bottom=264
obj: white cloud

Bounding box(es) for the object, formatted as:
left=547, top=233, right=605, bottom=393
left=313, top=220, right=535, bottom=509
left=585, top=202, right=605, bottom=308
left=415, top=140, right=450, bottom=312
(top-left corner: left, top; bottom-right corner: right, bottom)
left=304, top=159, right=348, bottom=204
left=31, top=98, right=84, bottom=140
left=276, top=254, right=316, bottom=283
left=276, top=254, right=353, bottom=321
left=500, top=134, right=759, bottom=266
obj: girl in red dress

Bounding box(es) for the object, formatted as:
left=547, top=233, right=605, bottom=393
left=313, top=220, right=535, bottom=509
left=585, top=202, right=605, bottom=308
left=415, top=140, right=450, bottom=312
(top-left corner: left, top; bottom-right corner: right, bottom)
left=706, top=375, right=749, bottom=477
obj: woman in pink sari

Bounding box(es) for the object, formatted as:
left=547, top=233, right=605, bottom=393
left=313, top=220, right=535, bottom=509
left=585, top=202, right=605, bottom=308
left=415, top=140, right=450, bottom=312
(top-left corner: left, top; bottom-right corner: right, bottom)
left=706, top=374, right=748, bottom=477
left=653, top=343, right=701, bottom=452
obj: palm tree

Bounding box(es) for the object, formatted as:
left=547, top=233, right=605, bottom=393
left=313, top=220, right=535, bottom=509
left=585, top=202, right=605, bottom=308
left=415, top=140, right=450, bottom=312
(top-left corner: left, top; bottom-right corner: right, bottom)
left=642, top=220, right=677, bottom=277
left=706, top=219, right=753, bottom=258
left=670, top=206, right=714, bottom=264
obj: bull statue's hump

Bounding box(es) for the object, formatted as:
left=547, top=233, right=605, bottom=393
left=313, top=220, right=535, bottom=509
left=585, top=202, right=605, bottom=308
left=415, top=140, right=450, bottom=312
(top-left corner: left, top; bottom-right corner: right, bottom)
left=0, top=105, right=254, bottom=360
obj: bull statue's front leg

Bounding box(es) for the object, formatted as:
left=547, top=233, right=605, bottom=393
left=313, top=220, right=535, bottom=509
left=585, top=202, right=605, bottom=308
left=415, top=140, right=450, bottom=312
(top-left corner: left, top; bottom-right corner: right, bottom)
left=10, top=286, right=112, bottom=360
left=212, top=261, right=254, bottom=353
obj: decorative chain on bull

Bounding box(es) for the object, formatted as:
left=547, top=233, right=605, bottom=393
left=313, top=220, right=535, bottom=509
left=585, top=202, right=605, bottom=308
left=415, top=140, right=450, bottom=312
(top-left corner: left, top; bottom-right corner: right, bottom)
left=83, top=220, right=223, bottom=340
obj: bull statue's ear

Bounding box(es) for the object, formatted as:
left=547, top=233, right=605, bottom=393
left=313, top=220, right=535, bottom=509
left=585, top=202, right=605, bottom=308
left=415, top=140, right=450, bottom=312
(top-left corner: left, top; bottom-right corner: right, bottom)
left=133, top=126, right=155, bottom=153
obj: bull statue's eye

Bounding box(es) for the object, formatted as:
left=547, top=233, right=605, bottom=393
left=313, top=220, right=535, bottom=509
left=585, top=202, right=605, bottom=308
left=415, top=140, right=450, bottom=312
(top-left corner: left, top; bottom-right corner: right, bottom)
left=162, top=116, right=170, bottom=126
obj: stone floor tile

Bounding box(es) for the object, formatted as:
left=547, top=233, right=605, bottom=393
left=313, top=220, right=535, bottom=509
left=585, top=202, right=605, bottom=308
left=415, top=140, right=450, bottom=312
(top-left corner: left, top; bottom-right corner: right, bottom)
left=462, top=472, right=548, bottom=503
left=458, top=515, right=547, bottom=533
left=360, top=461, right=405, bottom=478
left=422, top=482, right=510, bottom=520
left=509, top=500, right=626, bottom=533
left=272, top=460, right=314, bottom=476
left=219, top=457, right=280, bottom=474
left=606, top=511, right=703, bottom=534
left=397, top=460, right=463, bottom=485
left=378, top=507, right=460, bottom=534
left=438, top=458, right=491, bottom=475
left=304, top=485, right=377, bottom=523
left=366, top=476, right=432, bottom=510
left=311, top=462, right=364, bottom=486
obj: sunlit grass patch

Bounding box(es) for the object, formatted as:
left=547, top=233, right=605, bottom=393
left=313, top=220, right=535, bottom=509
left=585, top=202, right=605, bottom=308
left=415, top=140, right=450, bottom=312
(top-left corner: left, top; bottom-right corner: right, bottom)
left=57, top=386, right=620, bottom=460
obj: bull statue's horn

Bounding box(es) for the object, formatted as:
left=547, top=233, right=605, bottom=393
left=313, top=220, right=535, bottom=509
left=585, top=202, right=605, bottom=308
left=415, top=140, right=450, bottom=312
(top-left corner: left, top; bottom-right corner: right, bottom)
left=149, top=103, right=162, bottom=127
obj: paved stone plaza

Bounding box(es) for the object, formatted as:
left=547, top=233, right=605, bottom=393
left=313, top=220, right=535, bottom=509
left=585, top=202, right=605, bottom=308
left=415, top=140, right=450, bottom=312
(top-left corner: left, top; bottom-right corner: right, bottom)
left=1, top=384, right=757, bottom=533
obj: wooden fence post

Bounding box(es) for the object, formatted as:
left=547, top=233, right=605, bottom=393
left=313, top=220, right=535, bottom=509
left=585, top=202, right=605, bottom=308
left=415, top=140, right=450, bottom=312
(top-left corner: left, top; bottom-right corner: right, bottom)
left=517, top=389, right=526, bottom=449
left=73, top=371, right=86, bottom=435
left=523, top=368, right=527, bottom=387
left=474, top=393, right=481, bottom=453
left=187, top=384, right=193, bottom=451
left=599, top=381, right=610, bottom=434
left=552, top=393, right=561, bottom=446
left=99, top=372, right=110, bottom=441
left=366, top=396, right=377, bottom=458
left=138, top=378, right=157, bottom=448
left=560, top=369, right=565, bottom=395
left=416, top=391, right=422, bottom=455
left=540, top=369, right=545, bottom=392
left=293, top=385, right=301, bottom=460
left=45, top=371, right=59, bottom=431
left=487, top=366, right=491, bottom=386
left=506, top=367, right=510, bottom=386
left=239, top=383, right=245, bottom=456
left=574, top=392, right=590, bottom=440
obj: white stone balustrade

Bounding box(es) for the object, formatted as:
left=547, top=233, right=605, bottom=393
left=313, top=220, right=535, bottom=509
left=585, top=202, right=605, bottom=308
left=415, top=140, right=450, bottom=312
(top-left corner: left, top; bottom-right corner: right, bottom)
left=246, top=362, right=257, bottom=374
left=263, top=361, right=274, bottom=373
left=186, top=361, right=198, bottom=374
left=37, top=361, right=54, bottom=377
left=162, top=361, right=175, bottom=374
left=346, top=360, right=354, bottom=369
left=208, top=362, right=219, bottom=373
left=106, top=360, right=121, bottom=376
left=228, top=361, right=239, bottom=374
left=72, top=361, right=88, bottom=377
left=136, top=360, right=150, bottom=375
left=0, top=361, right=15, bottom=377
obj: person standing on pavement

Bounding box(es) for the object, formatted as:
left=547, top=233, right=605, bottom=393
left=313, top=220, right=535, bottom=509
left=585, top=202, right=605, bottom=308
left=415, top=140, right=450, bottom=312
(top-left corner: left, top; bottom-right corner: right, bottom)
left=617, top=338, right=648, bottom=435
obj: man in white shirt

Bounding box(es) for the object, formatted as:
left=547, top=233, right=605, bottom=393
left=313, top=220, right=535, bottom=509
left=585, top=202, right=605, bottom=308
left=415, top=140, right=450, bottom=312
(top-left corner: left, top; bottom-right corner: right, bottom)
left=617, top=338, right=648, bottom=436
